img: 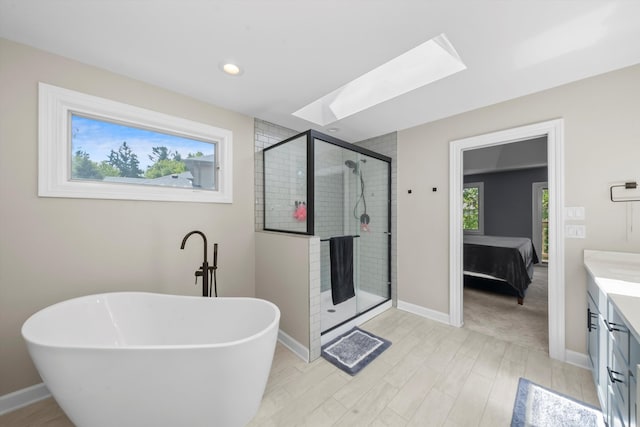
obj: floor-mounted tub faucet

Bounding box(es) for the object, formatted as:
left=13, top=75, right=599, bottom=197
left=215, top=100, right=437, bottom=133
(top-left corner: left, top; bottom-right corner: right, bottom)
left=180, top=230, right=216, bottom=297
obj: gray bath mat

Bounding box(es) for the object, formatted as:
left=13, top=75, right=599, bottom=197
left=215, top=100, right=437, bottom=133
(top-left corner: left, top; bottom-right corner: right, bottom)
left=321, top=327, right=391, bottom=376
left=511, top=377, right=605, bottom=427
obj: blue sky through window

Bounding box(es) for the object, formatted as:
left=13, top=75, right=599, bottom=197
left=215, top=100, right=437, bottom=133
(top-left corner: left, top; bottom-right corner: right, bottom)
left=71, top=114, right=215, bottom=170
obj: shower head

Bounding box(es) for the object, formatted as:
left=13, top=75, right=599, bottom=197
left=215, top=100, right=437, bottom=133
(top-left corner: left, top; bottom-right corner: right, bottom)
left=344, top=160, right=359, bottom=175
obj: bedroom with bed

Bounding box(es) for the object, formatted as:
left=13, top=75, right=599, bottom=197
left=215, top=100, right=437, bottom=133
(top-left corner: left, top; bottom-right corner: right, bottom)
left=462, top=137, right=549, bottom=352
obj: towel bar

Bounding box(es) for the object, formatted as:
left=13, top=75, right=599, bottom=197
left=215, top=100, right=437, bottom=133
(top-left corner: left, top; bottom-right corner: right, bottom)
left=320, top=235, right=360, bottom=242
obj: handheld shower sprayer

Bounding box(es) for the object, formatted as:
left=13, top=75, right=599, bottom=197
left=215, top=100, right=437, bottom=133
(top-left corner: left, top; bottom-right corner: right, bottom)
left=344, top=159, right=370, bottom=229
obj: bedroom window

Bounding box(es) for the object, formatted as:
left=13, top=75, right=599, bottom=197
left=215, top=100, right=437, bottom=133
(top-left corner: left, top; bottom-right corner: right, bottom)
left=38, top=83, right=233, bottom=203
left=541, top=187, right=549, bottom=261
left=463, top=182, right=484, bottom=234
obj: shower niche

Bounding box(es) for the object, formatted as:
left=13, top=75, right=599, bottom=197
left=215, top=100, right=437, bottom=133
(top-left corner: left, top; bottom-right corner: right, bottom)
left=264, top=130, right=391, bottom=334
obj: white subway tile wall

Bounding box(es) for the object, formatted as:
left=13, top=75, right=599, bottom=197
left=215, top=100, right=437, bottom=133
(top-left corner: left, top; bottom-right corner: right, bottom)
left=264, top=135, right=308, bottom=232
left=314, top=140, right=349, bottom=295
left=254, top=119, right=299, bottom=231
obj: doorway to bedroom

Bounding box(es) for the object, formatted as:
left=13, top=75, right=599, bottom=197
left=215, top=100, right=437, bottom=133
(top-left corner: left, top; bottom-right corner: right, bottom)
left=449, top=119, right=565, bottom=361
left=461, top=137, right=549, bottom=352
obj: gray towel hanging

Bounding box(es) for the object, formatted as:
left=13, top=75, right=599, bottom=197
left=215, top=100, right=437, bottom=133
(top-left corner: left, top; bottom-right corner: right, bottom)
left=329, top=236, right=355, bottom=305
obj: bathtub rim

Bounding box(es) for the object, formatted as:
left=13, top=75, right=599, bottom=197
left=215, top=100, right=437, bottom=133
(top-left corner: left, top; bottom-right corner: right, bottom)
left=21, top=292, right=281, bottom=351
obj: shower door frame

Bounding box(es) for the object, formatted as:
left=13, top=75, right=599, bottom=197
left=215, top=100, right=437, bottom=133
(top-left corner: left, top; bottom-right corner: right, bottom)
left=262, top=129, right=392, bottom=334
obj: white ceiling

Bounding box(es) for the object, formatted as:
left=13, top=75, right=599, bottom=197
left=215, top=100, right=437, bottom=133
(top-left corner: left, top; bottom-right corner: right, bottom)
left=1, top=0, right=639, bottom=142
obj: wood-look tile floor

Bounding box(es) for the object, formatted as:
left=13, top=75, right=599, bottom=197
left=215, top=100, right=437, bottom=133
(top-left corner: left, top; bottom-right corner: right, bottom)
left=0, top=308, right=598, bottom=427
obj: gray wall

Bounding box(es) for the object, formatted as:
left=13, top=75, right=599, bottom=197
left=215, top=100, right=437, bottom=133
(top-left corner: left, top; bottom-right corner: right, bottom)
left=0, top=39, right=256, bottom=395
left=464, top=167, right=547, bottom=240
left=255, top=232, right=314, bottom=356
left=398, top=63, right=640, bottom=355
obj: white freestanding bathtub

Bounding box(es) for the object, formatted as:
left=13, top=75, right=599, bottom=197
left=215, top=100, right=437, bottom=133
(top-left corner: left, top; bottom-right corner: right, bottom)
left=22, top=292, right=280, bottom=427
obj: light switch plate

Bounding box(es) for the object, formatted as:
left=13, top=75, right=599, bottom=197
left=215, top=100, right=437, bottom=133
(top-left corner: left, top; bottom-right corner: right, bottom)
left=565, top=224, right=586, bottom=238
left=565, top=207, right=585, bottom=221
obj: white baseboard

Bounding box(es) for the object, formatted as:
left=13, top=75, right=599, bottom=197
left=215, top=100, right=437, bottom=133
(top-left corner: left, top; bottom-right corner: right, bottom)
left=397, top=300, right=451, bottom=325
left=0, top=383, right=50, bottom=416
left=565, top=349, right=590, bottom=370
left=278, top=329, right=309, bottom=362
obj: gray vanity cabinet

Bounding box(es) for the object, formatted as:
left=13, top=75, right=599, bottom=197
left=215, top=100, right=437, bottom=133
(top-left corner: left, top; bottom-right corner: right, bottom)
left=584, top=251, right=640, bottom=427
left=588, top=274, right=608, bottom=408
left=587, top=274, right=640, bottom=427
left=607, top=300, right=631, bottom=427
left=631, top=338, right=639, bottom=427
left=588, top=296, right=600, bottom=380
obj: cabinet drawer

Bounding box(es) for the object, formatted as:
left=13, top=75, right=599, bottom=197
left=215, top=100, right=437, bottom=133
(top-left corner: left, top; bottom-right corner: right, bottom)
left=630, top=371, right=637, bottom=427
left=589, top=275, right=607, bottom=313
left=606, top=301, right=629, bottom=365
left=588, top=283, right=598, bottom=307
left=631, top=339, right=640, bottom=427
left=610, top=383, right=630, bottom=427
left=609, top=301, right=631, bottom=364
left=610, top=347, right=630, bottom=407
left=609, top=326, right=631, bottom=366
left=609, top=386, right=628, bottom=427
left=631, top=333, right=640, bottom=368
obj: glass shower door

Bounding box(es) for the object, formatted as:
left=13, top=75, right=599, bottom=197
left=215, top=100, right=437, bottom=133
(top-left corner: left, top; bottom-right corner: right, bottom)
left=315, top=139, right=390, bottom=333
left=347, top=153, right=390, bottom=315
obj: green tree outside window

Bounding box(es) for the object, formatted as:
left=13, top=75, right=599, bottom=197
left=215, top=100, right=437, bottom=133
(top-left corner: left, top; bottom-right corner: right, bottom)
left=463, top=186, right=480, bottom=230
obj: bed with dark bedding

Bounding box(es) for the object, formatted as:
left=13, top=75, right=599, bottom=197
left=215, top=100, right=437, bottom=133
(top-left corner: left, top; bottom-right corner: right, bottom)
left=463, top=235, right=539, bottom=305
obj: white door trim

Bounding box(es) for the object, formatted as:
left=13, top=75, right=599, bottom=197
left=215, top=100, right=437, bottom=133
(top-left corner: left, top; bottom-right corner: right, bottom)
left=449, top=119, right=565, bottom=361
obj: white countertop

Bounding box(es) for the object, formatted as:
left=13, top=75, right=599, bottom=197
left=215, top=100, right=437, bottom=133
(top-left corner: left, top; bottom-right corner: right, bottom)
left=584, top=250, right=640, bottom=340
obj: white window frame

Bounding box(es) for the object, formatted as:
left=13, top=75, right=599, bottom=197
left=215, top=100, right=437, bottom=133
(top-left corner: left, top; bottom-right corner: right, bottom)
left=38, top=82, right=233, bottom=203
left=463, top=181, right=484, bottom=234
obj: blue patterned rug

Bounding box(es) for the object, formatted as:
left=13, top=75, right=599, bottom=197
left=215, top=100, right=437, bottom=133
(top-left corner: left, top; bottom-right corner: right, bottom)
left=511, top=378, right=605, bottom=427
left=321, top=327, right=391, bottom=376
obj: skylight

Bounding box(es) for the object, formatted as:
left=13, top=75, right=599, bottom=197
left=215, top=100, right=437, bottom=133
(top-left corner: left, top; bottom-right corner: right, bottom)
left=293, top=33, right=466, bottom=126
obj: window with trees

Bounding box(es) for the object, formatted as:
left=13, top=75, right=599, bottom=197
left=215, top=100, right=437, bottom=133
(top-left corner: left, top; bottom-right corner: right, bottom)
left=39, top=83, right=233, bottom=203
left=70, top=114, right=215, bottom=190
left=463, top=182, right=484, bottom=234
left=541, top=187, right=549, bottom=261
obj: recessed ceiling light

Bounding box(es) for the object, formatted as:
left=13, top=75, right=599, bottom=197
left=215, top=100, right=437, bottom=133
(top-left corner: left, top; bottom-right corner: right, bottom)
left=327, top=127, right=339, bottom=132
left=293, top=33, right=466, bottom=126
left=221, top=63, right=242, bottom=76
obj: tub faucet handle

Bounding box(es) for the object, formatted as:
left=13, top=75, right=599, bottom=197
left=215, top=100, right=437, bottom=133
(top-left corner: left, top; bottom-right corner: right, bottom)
left=194, top=268, right=204, bottom=285
left=180, top=230, right=210, bottom=297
